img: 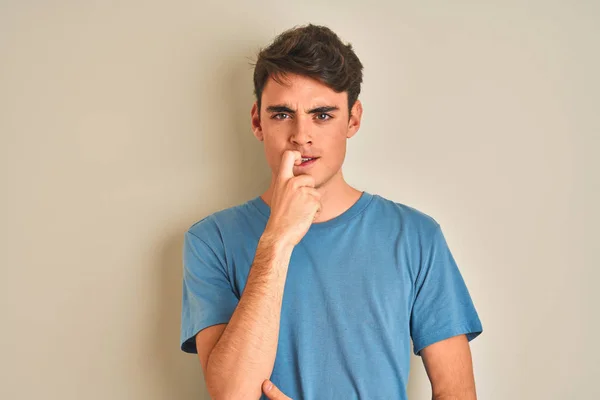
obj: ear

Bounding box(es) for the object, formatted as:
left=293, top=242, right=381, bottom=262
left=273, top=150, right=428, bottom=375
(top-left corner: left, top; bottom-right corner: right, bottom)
left=251, top=101, right=264, bottom=141
left=347, top=99, right=363, bottom=139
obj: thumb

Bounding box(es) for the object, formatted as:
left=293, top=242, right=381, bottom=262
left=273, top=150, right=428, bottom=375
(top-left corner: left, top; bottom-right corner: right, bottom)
left=262, top=379, right=291, bottom=400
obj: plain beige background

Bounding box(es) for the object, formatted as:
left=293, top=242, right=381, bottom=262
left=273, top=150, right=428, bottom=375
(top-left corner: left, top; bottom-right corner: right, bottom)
left=1, top=1, right=597, bottom=399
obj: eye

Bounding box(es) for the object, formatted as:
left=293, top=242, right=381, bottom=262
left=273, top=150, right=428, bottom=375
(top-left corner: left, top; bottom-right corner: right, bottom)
left=272, top=113, right=290, bottom=120
left=316, top=113, right=332, bottom=121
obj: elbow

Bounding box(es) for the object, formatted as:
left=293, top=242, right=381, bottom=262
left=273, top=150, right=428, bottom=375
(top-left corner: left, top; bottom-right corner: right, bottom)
left=205, top=367, right=263, bottom=400
left=207, top=387, right=262, bottom=400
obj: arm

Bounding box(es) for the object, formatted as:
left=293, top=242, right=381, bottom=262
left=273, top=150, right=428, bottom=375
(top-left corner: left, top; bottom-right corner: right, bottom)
left=204, top=232, right=293, bottom=400
left=420, top=334, right=477, bottom=400
left=203, top=150, right=320, bottom=400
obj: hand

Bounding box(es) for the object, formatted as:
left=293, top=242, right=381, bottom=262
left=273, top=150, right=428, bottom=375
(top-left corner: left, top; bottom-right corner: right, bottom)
left=262, top=379, right=292, bottom=400
left=263, top=150, right=322, bottom=247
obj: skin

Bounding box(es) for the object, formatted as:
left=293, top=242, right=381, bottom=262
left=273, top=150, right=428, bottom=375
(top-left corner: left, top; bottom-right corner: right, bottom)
left=250, top=72, right=364, bottom=222
left=197, top=151, right=320, bottom=400
left=251, top=73, right=478, bottom=399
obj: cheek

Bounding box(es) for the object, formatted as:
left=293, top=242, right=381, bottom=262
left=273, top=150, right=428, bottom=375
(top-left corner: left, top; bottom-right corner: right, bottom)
left=318, top=138, right=347, bottom=173
left=325, top=131, right=348, bottom=157
left=262, top=138, right=287, bottom=170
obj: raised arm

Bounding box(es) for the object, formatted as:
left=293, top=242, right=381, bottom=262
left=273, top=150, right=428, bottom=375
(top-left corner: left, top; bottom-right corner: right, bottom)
left=201, top=150, right=321, bottom=400
left=203, top=234, right=293, bottom=400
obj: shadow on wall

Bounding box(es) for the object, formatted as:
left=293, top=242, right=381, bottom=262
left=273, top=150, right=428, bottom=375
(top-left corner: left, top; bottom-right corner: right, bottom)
left=152, top=45, right=271, bottom=399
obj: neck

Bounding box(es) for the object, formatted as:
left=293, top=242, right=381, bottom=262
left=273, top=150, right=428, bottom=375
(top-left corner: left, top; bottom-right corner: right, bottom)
left=260, top=169, right=363, bottom=223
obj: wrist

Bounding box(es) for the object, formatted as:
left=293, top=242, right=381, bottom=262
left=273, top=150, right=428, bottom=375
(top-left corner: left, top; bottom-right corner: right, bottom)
left=260, top=229, right=295, bottom=254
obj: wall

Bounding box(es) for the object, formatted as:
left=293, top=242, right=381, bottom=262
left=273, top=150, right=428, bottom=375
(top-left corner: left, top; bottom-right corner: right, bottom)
left=1, top=1, right=597, bottom=399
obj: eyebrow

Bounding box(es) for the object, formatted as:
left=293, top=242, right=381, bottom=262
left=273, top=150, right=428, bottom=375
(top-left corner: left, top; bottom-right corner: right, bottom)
left=265, top=104, right=340, bottom=115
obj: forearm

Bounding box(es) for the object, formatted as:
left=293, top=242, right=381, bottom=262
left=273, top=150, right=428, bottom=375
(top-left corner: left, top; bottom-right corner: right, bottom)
left=205, top=232, right=293, bottom=400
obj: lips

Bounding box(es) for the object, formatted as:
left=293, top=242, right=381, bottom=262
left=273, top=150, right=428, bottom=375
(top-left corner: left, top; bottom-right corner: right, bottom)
left=301, top=155, right=319, bottom=162
left=298, top=157, right=318, bottom=167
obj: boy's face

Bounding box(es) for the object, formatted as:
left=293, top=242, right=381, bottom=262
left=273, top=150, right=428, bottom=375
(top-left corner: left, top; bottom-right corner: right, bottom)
left=251, top=72, right=362, bottom=189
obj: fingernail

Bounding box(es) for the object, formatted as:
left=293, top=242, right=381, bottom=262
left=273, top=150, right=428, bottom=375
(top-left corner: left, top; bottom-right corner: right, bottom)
left=265, top=380, right=273, bottom=391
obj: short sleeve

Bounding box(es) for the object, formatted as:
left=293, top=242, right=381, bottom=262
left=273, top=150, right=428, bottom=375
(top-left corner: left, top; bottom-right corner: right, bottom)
left=180, top=228, right=239, bottom=354
left=410, top=224, right=483, bottom=356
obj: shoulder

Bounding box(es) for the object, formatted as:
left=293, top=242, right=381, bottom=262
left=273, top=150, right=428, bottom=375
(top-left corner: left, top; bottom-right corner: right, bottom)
left=368, top=193, right=441, bottom=237
left=186, top=199, right=260, bottom=244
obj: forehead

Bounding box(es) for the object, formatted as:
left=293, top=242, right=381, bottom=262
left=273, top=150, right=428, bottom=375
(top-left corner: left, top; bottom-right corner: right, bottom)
left=262, top=73, right=347, bottom=106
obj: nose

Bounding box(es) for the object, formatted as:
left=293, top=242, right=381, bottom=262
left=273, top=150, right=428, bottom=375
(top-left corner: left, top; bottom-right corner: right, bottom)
left=290, top=118, right=312, bottom=146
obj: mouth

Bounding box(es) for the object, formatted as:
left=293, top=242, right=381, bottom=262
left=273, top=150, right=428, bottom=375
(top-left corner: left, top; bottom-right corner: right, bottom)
left=298, top=156, right=319, bottom=168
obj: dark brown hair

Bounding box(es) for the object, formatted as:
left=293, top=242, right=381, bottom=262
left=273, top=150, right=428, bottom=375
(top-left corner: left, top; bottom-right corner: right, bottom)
left=251, top=24, right=364, bottom=119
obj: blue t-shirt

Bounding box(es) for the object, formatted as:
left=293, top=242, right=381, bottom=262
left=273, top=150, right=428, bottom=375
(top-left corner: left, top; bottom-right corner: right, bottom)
left=180, top=191, right=483, bottom=400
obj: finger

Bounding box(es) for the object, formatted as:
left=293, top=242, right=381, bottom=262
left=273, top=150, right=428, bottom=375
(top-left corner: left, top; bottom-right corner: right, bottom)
left=314, top=201, right=322, bottom=216
left=313, top=206, right=321, bottom=221
left=300, top=186, right=321, bottom=199
left=277, top=150, right=302, bottom=181
left=302, top=189, right=322, bottom=215
left=262, top=379, right=292, bottom=400
left=291, top=174, right=316, bottom=188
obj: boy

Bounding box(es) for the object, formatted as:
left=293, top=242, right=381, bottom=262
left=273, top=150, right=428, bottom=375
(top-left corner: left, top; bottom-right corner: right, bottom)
left=180, top=23, right=483, bottom=400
